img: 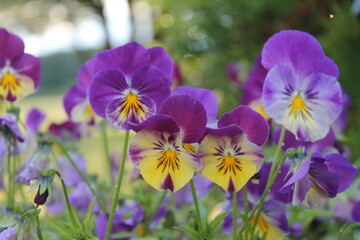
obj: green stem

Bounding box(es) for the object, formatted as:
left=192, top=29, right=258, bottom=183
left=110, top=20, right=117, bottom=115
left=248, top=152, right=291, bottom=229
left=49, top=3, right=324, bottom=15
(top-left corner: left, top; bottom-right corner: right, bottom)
left=242, top=185, right=249, bottom=238
left=51, top=137, right=107, bottom=213
left=232, top=191, right=237, bottom=240
left=36, top=214, right=44, bottom=240
left=56, top=172, right=79, bottom=228
left=101, top=121, right=113, bottom=184
left=7, top=144, right=14, bottom=206
left=189, top=179, right=204, bottom=236
left=248, top=127, right=286, bottom=238
left=143, top=190, right=167, bottom=236
left=105, top=130, right=130, bottom=240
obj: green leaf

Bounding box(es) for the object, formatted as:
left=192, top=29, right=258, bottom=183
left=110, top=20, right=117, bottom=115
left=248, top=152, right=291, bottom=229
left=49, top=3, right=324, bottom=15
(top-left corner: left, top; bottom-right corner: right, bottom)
left=208, top=210, right=231, bottom=234
left=173, top=225, right=200, bottom=238
left=0, top=215, right=18, bottom=228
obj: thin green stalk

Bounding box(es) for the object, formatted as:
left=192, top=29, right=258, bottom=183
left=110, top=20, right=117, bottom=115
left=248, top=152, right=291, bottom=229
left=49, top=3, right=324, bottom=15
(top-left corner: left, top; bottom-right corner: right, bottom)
left=56, top=172, right=79, bottom=228
left=232, top=192, right=237, bottom=240
left=248, top=127, right=286, bottom=238
left=7, top=144, right=14, bottom=205
left=242, top=185, right=249, bottom=238
left=267, top=127, right=286, bottom=186
left=105, top=130, right=130, bottom=240
left=51, top=137, right=107, bottom=213
left=36, top=214, right=44, bottom=240
left=143, top=190, right=167, bottom=236
left=189, top=179, right=204, bottom=236
left=101, top=121, right=113, bottom=184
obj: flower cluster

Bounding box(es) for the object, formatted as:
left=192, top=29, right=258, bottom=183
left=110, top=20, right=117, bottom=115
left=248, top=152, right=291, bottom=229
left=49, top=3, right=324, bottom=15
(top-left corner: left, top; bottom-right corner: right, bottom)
left=0, top=27, right=358, bottom=240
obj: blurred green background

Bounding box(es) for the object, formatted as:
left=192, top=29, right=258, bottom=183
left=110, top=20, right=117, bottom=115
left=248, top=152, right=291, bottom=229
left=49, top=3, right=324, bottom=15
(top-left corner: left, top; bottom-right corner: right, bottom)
left=1, top=0, right=360, bottom=163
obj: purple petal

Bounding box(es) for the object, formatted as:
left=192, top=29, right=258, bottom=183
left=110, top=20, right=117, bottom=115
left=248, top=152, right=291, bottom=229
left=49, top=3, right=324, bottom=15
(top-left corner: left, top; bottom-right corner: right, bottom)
left=11, top=53, right=41, bottom=89
left=63, top=84, right=87, bottom=117
left=69, top=181, right=93, bottom=212
left=172, top=63, right=183, bottom=87
left=105, top=95, right=156, bottom=130
left=0, top=28, right=24, bottom=60
left=319, top=56, right=339, bottom=78
left=280, top=158, right=311, bottom=194
left=263, top=200, right=290, bottom=234
left=309, top=158, right=339, bottom=198
left=148, top=46, right=173, bottom=81
left=0, top=114, right=24, bottom=142
left=89, top=70, right=128, bottom=118
left=96, top=214, right=107, bottom=240
left=93, top=41, right=151, bottom=77
left=131, top=66, right=171, bottom=109
left=218, top=105, right=269, bottom=146
left=16, top=152, right=47, bottom=185
left=58, top=152, right=87, bottom=188
left=26, top=108, right=45, bottom=133
left=241, top=55, right=268, bottom=105
left=158, top=95, right=207, bottom=143
left=0, top=225, right=18, bottom=240
left=261, top=30, right=325, bottom=76
left=227, top=62, right=242, bottom=87
left=352, top=201, right=360, bottom=222
left=324, top=153, right=358, bottom=193
left=77, top=58, right=93, bottom=88
left=292, top=176, right=312, bottom=206
left=171, top=86, right=218, bottom=122
left=128, top=114, right=180, bottom=134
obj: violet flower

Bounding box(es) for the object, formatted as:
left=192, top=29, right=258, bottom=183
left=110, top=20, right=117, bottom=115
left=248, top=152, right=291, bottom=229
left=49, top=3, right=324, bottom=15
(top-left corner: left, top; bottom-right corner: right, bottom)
left=199, top=105, right=268, bottom=192
left=280, top=151, right=357, bottom=209
left=172, top=62, right=183, bottom=88
left=26, top=108, right=45, bottom=133
left=0, top=113, right=24, bottom=142
left=69, top=181, right=93, bottom=213
left=226, top=61, right=243, bottom=87
left=96, top=201, right=144, bottom=240
left=261, top=30, right=343, bottom=142
left=63, top=59, right=98, bottom=125
left=57, top=152, right=87, bottom=187
left=129, top=95, right=205, bottom=192
left=0, top=28, right=41, bottom=102
left=48, top=120, right=82, bottom=140
left=89, top=41, right=172, bottom=130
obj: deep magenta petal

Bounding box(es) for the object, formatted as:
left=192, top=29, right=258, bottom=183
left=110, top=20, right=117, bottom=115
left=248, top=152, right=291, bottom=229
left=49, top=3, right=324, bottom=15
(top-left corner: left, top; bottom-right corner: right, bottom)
left=218, top=105, right=269, bottom=146
left=158, top=95, right=207, bottom=143
left=148, top=46, right=173, bottom=81
left=0, top=28, right=24, bottom=60
left=89, top=70, right=128, bottom=118
left=93, top=41, right=151, bottom=77
left=128, top=114, right=180, bottom=134
left=280, top=158, right=311, bottom=193
left=261, top=30, right=325, bottom=76
left=171, top=86, right=218, bottom=122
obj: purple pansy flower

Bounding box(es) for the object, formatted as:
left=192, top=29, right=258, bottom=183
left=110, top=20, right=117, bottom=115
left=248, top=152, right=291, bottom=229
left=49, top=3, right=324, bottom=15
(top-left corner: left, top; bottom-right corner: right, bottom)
left=0, top=225, right=18, bottom=240
left=0, top=28, right=41, bottom=102
left=129, top=95, right=205, bottom=192
left=261, top=30, right=343, bottom=142
left=48, top=120, right=82, bottom=140
left=89, top=42, right=172, bottom=130
left=223, top=199, right=289, bottom=239
left=69, top=181, right=93, bottom=213
left=280, top=151, right=357, bottom=208
left=353, top=201, right=360, bottom=222
left=63, top=59, right=99, bottom=125
left=0, top=135, right=7, bottom=188
left=57, top=152, right=87, bottom=187
left=96, top=201, right=144, bottom=240
left=199, top=105, right=268, bottom=192
left=172, top=62, right=183, bottom=88
left=26, top=108, right=46, bottom=133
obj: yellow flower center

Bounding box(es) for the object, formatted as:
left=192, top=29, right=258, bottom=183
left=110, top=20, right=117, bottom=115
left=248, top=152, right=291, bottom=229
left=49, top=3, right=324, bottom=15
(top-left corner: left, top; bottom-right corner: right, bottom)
left=0, top=73, right=20, bottom=93
left=157, top=149, right=180, bottom=172
left=84, top=104, right=94, bottom=116
left=119, top=92, right=145, bottom=119
left=290, top=95, right=309, bottom=117
left=217, top=154, right=242, bottom=175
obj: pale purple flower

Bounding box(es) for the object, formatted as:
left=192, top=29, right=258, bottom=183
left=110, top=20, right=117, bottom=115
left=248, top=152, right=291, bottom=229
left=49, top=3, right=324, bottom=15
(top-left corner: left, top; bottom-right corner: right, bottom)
left=262, top=30, right=343, bottom=142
